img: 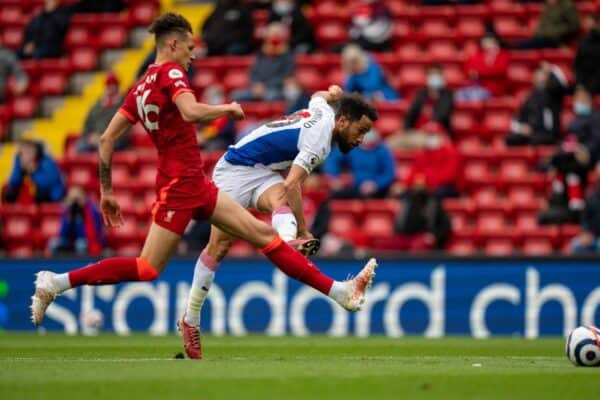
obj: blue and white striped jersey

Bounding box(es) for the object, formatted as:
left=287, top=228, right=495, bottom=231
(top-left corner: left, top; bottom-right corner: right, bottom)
left=224, top=97, right=335, bottom=173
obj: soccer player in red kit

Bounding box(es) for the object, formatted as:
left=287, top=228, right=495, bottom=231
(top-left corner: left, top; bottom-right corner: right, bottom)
left=30, top=13, right=377, bottom=359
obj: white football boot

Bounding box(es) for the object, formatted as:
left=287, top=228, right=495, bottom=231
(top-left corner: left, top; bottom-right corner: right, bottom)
left=30, top=271, right=59, bottom=326
left=337, top=258, right=378, bottom=312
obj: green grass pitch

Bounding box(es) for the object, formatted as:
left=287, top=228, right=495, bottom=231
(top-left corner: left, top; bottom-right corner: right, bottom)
left=0, top=334, right=597, bottom=400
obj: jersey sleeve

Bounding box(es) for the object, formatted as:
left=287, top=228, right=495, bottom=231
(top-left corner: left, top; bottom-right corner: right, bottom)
left=293, top=96, right=335, bottom=174
left=161, top=64, right=193, bottom=102
left=118, top=89, right=138, bottom=123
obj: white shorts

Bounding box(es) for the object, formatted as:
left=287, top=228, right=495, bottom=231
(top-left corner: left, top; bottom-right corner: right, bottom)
left=212, top=157, right=284, bottom=209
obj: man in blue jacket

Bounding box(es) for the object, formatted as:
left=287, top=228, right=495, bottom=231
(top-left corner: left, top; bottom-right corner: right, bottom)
left=4, top=139, right=65, bottom=203
left=324, top=128, right=395, bottom=199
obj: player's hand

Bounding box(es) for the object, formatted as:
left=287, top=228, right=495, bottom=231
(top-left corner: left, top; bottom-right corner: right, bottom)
left=228, top=102, right=245, bottom=120
left=328, top=85, right=343, bottom=100
left=100, top=193, right=124, bottom=228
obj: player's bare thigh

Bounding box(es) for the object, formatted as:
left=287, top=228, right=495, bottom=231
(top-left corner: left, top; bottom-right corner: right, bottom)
left=140, top=222, right=182, bottom=273
left=210, top=191, right=276, bottom=248
left=255, top=182, right=287, bottom=213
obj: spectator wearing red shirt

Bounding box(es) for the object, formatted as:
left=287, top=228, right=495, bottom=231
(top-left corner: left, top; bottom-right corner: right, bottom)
left=457, top=32, right=510, bottom=101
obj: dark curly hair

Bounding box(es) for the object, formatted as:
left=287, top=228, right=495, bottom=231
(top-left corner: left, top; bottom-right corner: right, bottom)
left=334, top=93, right=378, bottom=123
left=148, top=12, right=192, bottom=44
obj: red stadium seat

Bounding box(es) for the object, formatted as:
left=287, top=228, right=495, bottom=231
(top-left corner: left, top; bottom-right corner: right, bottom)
left=38, top=73, right=67, bottom=96
left=484, top=239, right=515, bottom=255
left=1, top=26, right=24, bottom=49
left=452, top=110, right=479, bottom=138
left=98, top=26, right=128, bottom=49
left=228, top=240, right=256, bottom=258
left=9, top=96, right=37, bottom=119
left=481, top=111, right=512, bottom=138
left=65, top=26, right=95, bottom=50
left=447, top=239, right=477, bottom=255
left=363, top=212, right=394, bottom=240
left=456, top=17, right=486, bottom=40
left=69, top=47, right=98, bottom=71
left=37, top=58, right=71, bottom=75
left=328, top=213, right=358, bottom=239
left=192, top=69, right=217, bottom=91
left=222, top=69, right=248, bottom=92
left=522, top=238, right=554, bottom=255
left=375, top=114, right=401, bottom=137
left=316, top=21, right=349, bottom=50
left=129, top=2, right=158, bottom=26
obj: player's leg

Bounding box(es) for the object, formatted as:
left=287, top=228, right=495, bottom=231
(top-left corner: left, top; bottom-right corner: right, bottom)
left=179, top=225, right=233, bottom=359
left=210, top=191, right=377, bottom=310
left=255, top=182, right=320, bottom=256
left=31, top=222, right=182, bottom=326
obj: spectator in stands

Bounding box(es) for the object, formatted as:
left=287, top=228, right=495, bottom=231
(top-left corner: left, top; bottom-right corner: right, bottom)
left=348, top=0, right=393, bottom=52
left=77, top=73, right=129, bottom=153
left=404, top=65, right=453, bottom=134
left=323, top=128, right=396, bottom=199
left=539, top=86, right=600, bottom=224
left=571, top=166, right=600, bottom=253
left=268, top=0, right=316, bottom=54
left=21, top=0, right=70, bottom=59
left=575, top=14, right=600, bottom=95
left=506, top=62, right=569, bottom=146
left=395, top=123, right=462, bottom=199
left=283, top=76, right=311, bottom=114
left=0, top=38, right=28, bottom=103
left=196, top=84, right=236, bottom=151
left=201, top=0, right=254, bottom=56
left=456, top=31, right=510, bottom=101
left=341, top=44, right=399, bottom=101
left=70, top=0, right=124, bottom=13
left=231, top=22, right=295, bottom=102
left=513, top=0, right=580, bottom=50
left=4, top=139, right=65, bottom=204
left=47, top=185, right=105, bottom=256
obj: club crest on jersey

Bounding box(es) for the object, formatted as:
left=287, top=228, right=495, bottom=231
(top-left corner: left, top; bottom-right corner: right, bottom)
left=168, top=69, right=184, bottom=79
left=165, top=210, right=175, bottom=223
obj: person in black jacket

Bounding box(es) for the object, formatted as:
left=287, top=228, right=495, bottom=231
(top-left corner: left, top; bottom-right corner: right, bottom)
left=268, top=0, right=316, bottom=54
left=575, top=14, right=600, bottom=95
left=201, top=0, right=254, bottom=56
left=571, top=166, right=600, bottom=253
left=20, top=0, right=70, bottom=59
left=404, top=65, right=454, bottom=135
left=506, top=62, right=569, bottom=146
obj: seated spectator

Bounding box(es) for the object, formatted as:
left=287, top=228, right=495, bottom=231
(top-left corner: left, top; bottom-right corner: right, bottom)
left=456, top=32, right=510, bottom=101
left=0, top=37, right=28, bottom=103
left=4, top=139, right=65, bottom=204
left=513, top=0, right=580, bottom=50
left=538, top=86, right=600, bottom=224
left=201, top=0, right=254, bottom=56
left=395, top=124, right=462, bottom=199
left=196, top=84, right=236, bottom=151
left=506, top=62, right=569, bottom=146
left=404, top=65, right=453, bottom=134
left=324, top=129, right=396, bottom=199
left=575, top=14, right=600, bottom=95
left=571, top=167, right=600, bottom=253
left=283, top=76, right=311, bottom=114
left=77, top=73, right=129, bottom=153
left=21, top=0, right=70, bottom=59
left=348, top=0, right=393, bottom=52
left=231, top=22, right=295, bottom=102
left=268, top=0, right=316, bottom=54
left=47, top=186, right=105, bottom=256
left=341, top=44, right=399, bottom=101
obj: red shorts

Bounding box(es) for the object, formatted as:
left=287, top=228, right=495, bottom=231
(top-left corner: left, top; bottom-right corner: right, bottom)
left=151, top=174, right=219, bottom=236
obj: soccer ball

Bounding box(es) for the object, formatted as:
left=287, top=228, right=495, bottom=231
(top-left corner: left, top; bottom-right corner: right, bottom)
left=565, top=326, right=600, bottom=367
left=81, top=309, right=104, bottom=334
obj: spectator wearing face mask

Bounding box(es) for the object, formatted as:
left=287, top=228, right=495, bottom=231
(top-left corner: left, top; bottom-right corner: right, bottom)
left=201, top=0, right=254, bottom=56
left=348, top=0, right=393, bottom=52
left=77, top=73, right=130, bottom=153
left=196, top=84, right=236, bottom=151
left=341, top=44, right=399, bottom=101
left=283, top=76, right=311, bottom=114
left=231, top=22, right=295, bottom=102
left=539, top=86, right=600, bottom=224
left=268, top=0, right=316, bottom=54
left=404, top=65, right=454, bottom=135
left=323, top=129, right=396, bottom=199
left=575, top=14, right=600, bottom=95
left=456, top=31, right=510, bottom=101
left=506, top=62, right=569, bottom=146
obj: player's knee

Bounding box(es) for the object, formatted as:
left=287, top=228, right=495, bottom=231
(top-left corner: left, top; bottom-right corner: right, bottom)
left=135, top=256, right=160, bottom=281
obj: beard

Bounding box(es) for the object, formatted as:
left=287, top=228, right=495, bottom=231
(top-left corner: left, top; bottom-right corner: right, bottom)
left=338, top=141, right=355, bottom=154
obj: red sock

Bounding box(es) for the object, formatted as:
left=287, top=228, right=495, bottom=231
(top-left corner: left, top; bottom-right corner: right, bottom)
left=261, top=236, right=333, bottom=295
left=68, top=257, right=159, bottom=287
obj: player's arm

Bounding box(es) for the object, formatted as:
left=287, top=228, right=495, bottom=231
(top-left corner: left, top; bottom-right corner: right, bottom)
left=311, top=85, right=344, bottom=104
left=175, top=92, right=244, bottom=123
left=284, top=164, right=310, bottom=236
left=98, top=112, right=132, bottom=226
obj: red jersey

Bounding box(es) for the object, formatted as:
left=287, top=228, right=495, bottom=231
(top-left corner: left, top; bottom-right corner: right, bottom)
left=119, top=62, right=204, bottom=178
